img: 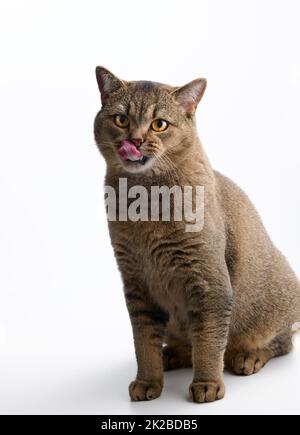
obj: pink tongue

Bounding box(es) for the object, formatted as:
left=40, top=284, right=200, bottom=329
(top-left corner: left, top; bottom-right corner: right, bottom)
left=118, top=140, right=142, bottom=162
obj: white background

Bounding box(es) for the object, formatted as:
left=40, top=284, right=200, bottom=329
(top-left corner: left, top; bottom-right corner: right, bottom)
left=0, top=0, right=300, bottom=415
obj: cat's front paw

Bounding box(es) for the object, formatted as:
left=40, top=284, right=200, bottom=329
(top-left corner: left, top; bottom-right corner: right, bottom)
left=129, top=379, right=163, bottom=402
left=189, top=380, right=225, bottom=403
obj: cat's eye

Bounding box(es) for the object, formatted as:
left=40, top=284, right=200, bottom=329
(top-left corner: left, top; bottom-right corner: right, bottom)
left=114, top=114, right=129, bottom=128
left=151, top=119, right=169, bottom=133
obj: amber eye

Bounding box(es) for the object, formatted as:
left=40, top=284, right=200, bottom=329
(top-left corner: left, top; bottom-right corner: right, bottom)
left=114, top=114, right=129, bottom=128
left=151, top=119, right=169, bottom=132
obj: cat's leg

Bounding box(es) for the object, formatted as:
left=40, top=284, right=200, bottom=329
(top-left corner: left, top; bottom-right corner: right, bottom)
left=186, top=268, right=233, bottom=404
left=226, top=329, right=293, bottom=376
left=163, top=343, right=192, bottom=371
left=125, top=281, right=168, bottom=402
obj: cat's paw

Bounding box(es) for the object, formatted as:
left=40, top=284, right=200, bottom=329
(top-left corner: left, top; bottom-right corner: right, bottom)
left=189, top=381, right=225, bottom=403
left=229, top=352, right=268, bottom=376
left=129, top=379, right=163, bottom=402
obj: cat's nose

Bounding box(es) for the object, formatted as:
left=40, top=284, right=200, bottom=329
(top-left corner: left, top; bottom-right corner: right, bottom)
left=131, top=138, right=144, bottom=148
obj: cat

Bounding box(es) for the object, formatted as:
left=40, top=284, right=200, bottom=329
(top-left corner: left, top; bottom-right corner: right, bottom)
left=94, top=66, right=300, bottom=403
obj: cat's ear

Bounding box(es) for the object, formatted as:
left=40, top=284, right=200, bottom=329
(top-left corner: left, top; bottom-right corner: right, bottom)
left=172, top=79, right=207, bottom=114
left=95, top=66, right=126, bottom=104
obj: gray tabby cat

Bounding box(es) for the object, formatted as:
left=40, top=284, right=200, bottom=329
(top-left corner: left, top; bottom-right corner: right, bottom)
left=94, top=67, right=300, bottom=403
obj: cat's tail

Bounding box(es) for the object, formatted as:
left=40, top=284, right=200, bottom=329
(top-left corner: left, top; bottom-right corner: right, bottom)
left=292, top=322, right=300, bottom=338
left=292, top=281, right=300, bottom=334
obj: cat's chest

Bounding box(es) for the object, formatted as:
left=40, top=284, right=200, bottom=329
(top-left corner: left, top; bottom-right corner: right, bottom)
left=111, top=220, right=176, bottom=272
left=110, top=220, right=197, bottom=310
left=112, top=218, right=181, bottom=254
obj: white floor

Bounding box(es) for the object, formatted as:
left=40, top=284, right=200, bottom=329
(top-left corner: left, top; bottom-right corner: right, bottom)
left=1, top=314, right=299, bottom=415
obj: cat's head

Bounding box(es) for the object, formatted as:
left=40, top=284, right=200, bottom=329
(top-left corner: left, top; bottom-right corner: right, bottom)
left=94, top=67, right=206, bottom=174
